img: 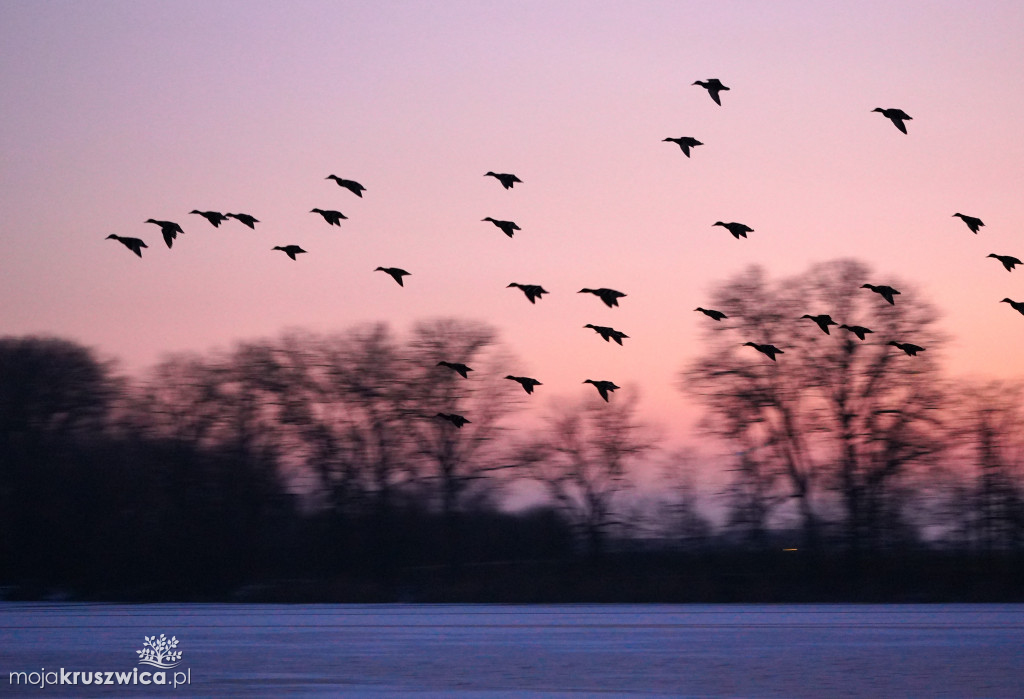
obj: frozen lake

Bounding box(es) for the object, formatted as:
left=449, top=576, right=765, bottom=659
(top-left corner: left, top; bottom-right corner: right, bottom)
left=1, top=603, right=1021, bottom=697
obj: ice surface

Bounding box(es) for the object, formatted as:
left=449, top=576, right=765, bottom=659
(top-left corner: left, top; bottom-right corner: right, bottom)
left=1, top=603, right=1021, bottom=697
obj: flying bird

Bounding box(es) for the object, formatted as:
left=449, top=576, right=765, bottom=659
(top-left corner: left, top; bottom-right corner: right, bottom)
left=584, top=324, right=629, bottom=345
left=226, top=213, right=259, bottom=229
left=190, top=210, right=229, bottom=227
left=743, top=342, right=784, bottom=361
left=106, top=234, right=147, bottom=257
left=375, top=267, right=410, bottom=286
left=482, top=217, right=520, bottom=238
left=953, top=213, right=984, bottom=234
left=1001, top=298, right=1024, bottom=316
left=145, top=219, right=184, bottom=248
left=507, top=283, right=548, bottom=304
left=872, top=108, right=912, bottom=134
left=437, top=361, right=472, bottom=378
left=272, top=245, right=306, bottom=260
left=484, top=172, right=522, bottom=189
left=583, top=379, right=620, bottom=402
left=888, top=341, right=925, bottom=356
left=505, top=375, right=542, bottom=394
left=693, top=78, right=729, bottom=105
left=436, top=413, right=470, bottom=428
left=326, top=175, right=365, bottom=197
left=988, top=254, right=1022, bottom=272
left=663, top=136, right=703, bottom=157
left=695, top=307, right=727, bottom=321
left=801, top=314, right=838, bottom=335
left=839, top=324, right=874, bottom=341
left=713, top=221, right=753, bottom=239
left=311, top=208, right=347, bottom=226
left=862, top=284, right=900, bottom=305
left=579, top=287, right=626, bottom=308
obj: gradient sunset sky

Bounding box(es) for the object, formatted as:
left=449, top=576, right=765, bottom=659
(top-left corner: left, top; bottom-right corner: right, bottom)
left=2, top=1, right=1023, bottom=447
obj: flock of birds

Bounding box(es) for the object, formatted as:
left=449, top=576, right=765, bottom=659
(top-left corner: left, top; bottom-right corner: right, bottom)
left=105, top=79, right=1024, bottom=425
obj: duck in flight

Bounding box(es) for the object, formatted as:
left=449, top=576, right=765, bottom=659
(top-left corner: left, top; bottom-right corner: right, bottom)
left=311, top=209, right=347, bottom=226
left=190, top=210, right=229, bottom=227
left=375, top=267, right=410, bottom=286
left=106, top=234, right=147, bottom=257
left=801, top=314, right=838, bottom=335
left=695, top=307, right=727, bottom=321
left=693, top=78, right=729, bottom=105
left=584, top=379, right=620, bottom=402
left=862, top=283, right=900, bottom=305
left=872, top=108, right=912, bottom=134
left=437, top=361, right=472, bottom=378
left=988, top=254, right=1022, bottom=272
left=953, top=213, right=984, bottom=234
left=579, top=288, right=626, bottom=308
left=326, top=175, right=365, bottom=197
left=1001, top=298, right=1024, bottom=316
left=485, top=172, right=522, bottom=189
left=505, top=375, right=542, bottom=394
left=145, top=219, right=184, bottom=248
left=436, top=412, right=470, bottom=428
left=713, top=221, right=753, bottom=239
left=743, top=342, right=784, bottom=361
left=839, top=324, right=874, bottom=341
left=888, top=341, right=925, bottom=356
left=226, top=213, right=259, bottom=229
left=482, top=217, right=520, bottom=238
left=584, top=324, right=629, bottom=345
left=507, top=283, right=548, bottom=304
left=663, top=137, right=703, bottom=157
left=272, top=245, right=306, bottom=260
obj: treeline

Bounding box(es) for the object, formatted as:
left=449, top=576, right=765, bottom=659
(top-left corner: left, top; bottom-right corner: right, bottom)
left=1, top=262, right=1023, bottom=601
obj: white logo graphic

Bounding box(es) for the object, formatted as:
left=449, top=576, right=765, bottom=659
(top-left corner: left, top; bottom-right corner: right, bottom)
left=136, top=634, right=183, bottom=669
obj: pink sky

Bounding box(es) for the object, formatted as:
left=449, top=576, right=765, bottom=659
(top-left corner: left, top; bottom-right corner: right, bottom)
left=2, top=1, right=1023, bottom=455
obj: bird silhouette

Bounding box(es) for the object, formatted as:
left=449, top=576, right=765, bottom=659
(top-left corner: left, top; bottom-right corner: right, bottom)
left=190, top=210, right=229, bottom=227
left=375, top=267, right=410, bottom=286
left=584, top=324, right=629, bottom=345
left=953, top=213, right=984, bottom=234
left=801, top=314, right=838, bottom=335
left=839, top=324, right=874, bottom=341
left=695, top=307, right=727, bottom=321
left=326, top=175, right=365, bottom=197
left=311, top=208, right=347, bottom=226
left=507, top=283, right=548, bottom=303
left=1001, top=298, right=1024, bottom=316
left=743, top=342, right=784, bottom=361
left=713, top=221, right=753, bottom=239
left=663, top=137, right=703, bottom=157
left=888, top=341, right=925, bottom=356
left=584, top=379, right=620, bottom=402
left=437, top=361, right=472, bottom=378
left=872, top=108, right=912, bottom=134
left=484, top=172, right=522, bottom=189
left=988, top=254, right=1022, bottom=272
left=226, top=213, right=259, bottom=229
left=482, top=217, right=520, bottom=238
left=272, top=245, right=306, bottom=260
left=106, top=234, right=147, bottom=257
left=862, top=283, right=900, bottom=305
left=579, top=288, right=626, bottom=308
left=505, top=375, right=542, bottom=394
left=145, top=219, right=184, bottom=248
left=436, top=412, right=470, bottom=428
left=693, top=78, right=729, bottom=105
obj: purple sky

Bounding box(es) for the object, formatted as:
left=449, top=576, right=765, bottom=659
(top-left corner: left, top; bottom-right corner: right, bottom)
left=2, top=1, right=1023, bottom=453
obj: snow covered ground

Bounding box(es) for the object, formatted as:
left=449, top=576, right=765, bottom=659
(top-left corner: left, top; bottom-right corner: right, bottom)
left=1, top=603, right=1021, bottom=697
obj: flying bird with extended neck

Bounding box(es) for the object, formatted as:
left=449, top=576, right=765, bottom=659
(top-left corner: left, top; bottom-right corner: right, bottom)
left=272, top=245, right=306, bottom=260
left=663, top=137, right=703, bottom=157
left=987, top=254, right=1021, bottom=272
left=226, top=213, right=259, bottom=229
left=862, top=283, right=900, bottom=305
left=326, top=175, right=365, bottom=197
left=311, top=209, right=347, bottom=226
left=872, top=108, right=912, bottom=134
left=801, top=314, right=838, bottom=335
left=190, top=210, right=229, bottom=227
left=695, top=307, right=727, bottom=321
left=839, top=324, right=873, bottom=341
left=953, top=213, right=984, bottom=234
left=693, top=78, right=729, bottom=105
left=1001, top=298, right=1024, bottom=316
left=145, top=219, right=184, bottom=248
left=482, top=217, right=520, bottom=238
left=888, top=341, right=925, bottom=356
left=583, top=379, right=620, bottom=402
left=375, top=266, right=410, bottom=286
left=584, top=324, right=629, bottom=345
left=743, top=342, right=784, bottom=361
left=505, top=375, right=542, bottom=394
left=713, top=221, right=753, bottom=239
left=437, top=361, right=472, bottom=379
left=106, top=234, right=147, bottom=257
left=579, top=287, right=626, bottom=308
left=507, top=283, right=548, bottom=304
left=484, top=172, right=522, bottom=189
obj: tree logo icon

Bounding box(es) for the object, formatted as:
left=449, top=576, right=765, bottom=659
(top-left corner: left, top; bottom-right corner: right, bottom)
left=136, top=634, right=183, bottom=669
